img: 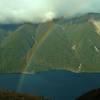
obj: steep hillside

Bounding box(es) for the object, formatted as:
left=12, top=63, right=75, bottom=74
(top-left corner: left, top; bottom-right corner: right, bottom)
left=0, top=13, right=100, bottom=73
left=0, top=24, right=37, bottom=72
left=26, top=20, right=100, bottom=72
left=26, top=22, right=79, bottom=72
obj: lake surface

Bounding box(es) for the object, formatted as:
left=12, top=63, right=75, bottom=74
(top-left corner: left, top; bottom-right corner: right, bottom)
left=0, top=70, right=100, bottom=100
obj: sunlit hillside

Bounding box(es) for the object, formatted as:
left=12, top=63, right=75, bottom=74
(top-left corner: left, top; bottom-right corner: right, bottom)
left=0, top=13, right=100, bottom=73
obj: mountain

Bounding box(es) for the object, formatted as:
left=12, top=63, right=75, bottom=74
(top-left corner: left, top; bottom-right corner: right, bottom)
left=0, top=13, right=100, bottom=73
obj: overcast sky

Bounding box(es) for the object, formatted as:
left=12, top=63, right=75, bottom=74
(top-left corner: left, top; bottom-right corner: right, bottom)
left=0, top=0, right=100, bottom=23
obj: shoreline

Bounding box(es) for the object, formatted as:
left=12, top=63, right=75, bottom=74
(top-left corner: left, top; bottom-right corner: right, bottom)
left=0, top=69, right=100, bottom=75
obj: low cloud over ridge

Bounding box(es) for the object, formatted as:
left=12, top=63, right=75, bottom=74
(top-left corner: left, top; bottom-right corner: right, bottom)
left=0, top=0, right=100, bottom=23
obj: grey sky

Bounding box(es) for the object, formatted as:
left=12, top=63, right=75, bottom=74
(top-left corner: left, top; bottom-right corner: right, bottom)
left=0, top=0, right=100, bottom=23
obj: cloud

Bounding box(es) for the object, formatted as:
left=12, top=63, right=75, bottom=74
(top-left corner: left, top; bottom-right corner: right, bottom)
left=0, top=0, right=100, bottom=23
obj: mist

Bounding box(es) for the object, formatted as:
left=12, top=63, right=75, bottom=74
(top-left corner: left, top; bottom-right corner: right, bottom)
left=0, top=0, right=100, bottom=23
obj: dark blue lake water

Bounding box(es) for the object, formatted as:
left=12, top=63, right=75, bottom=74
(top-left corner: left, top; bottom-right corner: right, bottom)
left=0, top=70, right=100, bottom=100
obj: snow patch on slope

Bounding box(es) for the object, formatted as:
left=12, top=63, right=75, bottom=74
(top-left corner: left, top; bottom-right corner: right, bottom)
left=72, top=45, right=76, bottom=50
left=94, top=46, right=99, bottom=53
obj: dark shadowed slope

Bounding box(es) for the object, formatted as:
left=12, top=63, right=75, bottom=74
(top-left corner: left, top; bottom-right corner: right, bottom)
left=76, top=88, right=100, bottom=100
left=0, top=90, right=50, bottom=100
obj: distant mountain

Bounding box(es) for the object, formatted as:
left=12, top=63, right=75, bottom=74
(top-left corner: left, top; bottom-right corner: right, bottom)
left=0, top=13, right=100, bottom=73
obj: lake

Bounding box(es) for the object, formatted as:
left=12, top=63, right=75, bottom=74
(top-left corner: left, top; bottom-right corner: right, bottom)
left=0, top=70, right=100, bottom=100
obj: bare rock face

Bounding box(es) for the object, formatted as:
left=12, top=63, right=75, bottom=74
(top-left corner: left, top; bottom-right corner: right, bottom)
left=76, top=88, right=100, bottom=100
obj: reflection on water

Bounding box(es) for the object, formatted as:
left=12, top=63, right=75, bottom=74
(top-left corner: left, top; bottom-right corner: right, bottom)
left=0, top=70, right=100, bottom=100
